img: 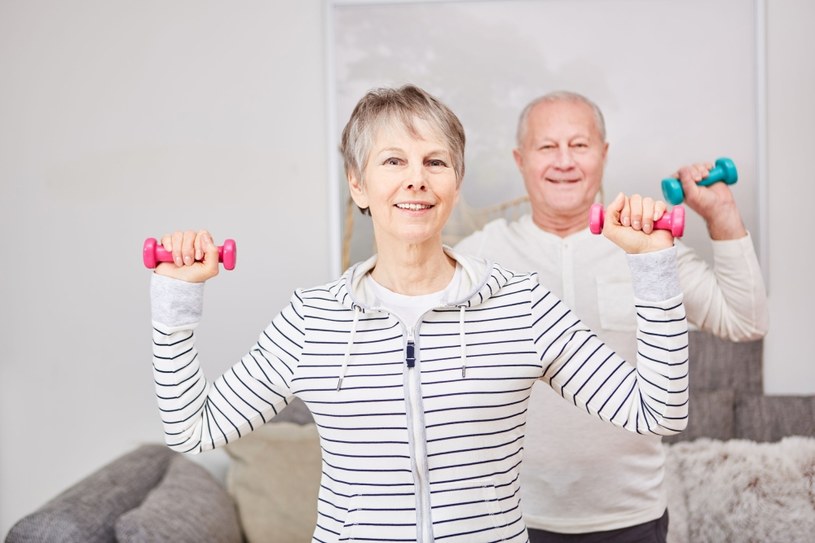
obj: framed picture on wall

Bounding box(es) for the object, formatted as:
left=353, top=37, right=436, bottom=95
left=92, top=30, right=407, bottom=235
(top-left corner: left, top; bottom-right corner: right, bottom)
left=326, top=0, right=764, bottom=275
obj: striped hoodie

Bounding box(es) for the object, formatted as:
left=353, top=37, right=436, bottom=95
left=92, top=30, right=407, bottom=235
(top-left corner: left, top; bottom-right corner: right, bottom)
left=150, top=247, right=688, bottom=543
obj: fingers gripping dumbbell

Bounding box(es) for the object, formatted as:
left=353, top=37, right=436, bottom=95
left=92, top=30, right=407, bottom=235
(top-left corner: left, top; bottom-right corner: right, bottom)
left=661, top=157, right=738, bottom=205
left=589, top=203, right=685, bottom=238
left=143, top=238, right=237, bottom=270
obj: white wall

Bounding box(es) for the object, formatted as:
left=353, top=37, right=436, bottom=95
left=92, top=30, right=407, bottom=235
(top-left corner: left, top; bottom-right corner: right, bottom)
left=331, top=0, right=761, bottom=269
left=0, top=0, right=330, bottom=534
left=763, top=0, right=815, bottom=394
left=1, top=0, right=812, bottom=536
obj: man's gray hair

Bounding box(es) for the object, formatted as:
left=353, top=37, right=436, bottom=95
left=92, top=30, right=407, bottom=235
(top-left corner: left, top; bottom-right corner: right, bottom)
left=516, top=91, right=607, bottom=146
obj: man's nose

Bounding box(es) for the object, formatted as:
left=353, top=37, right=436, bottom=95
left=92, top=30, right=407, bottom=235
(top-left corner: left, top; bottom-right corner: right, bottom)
left=554, top=146, right=576, bottom=168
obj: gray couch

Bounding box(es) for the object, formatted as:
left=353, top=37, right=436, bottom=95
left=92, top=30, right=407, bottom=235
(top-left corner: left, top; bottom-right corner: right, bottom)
left=6, top=332, right=815, bottom=543
left=3, top=443, right=242, bottom=543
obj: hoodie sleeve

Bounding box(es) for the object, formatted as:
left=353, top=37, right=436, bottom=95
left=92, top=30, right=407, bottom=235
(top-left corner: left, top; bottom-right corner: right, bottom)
left=151, top=273, right=304, bottom=453
left=531, top=246, right=689, bottom=436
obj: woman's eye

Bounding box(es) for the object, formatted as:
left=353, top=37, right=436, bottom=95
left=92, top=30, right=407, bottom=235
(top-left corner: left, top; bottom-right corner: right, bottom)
left=427, top=159, right=447, bottom=167
left=384, top=157, right=401, bottom=166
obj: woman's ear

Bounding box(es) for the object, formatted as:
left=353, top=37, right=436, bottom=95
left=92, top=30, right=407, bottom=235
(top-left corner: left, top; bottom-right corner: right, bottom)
left=347, top=172, right=368, bottom=210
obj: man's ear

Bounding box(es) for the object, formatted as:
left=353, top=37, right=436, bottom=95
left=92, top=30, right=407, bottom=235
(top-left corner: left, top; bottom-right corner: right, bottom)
left=347, top=172, right=368, bottom=210
left=512, top=148, right=523, bottom=170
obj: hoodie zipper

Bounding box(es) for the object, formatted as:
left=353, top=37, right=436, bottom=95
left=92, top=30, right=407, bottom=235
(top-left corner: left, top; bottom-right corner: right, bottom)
left=405, top=327, right=433, bottom=543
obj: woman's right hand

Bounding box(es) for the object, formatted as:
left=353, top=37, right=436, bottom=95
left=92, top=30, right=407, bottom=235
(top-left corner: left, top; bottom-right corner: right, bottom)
left=154, top=230, right=220, bottom=283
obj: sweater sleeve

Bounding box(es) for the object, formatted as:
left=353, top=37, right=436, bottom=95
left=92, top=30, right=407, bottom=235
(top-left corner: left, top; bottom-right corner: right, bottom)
left=150, top=273, right=304, bottom=454
left=676, top=234, right=769, bottom=341
left=532, top=246, right=689, bottom=436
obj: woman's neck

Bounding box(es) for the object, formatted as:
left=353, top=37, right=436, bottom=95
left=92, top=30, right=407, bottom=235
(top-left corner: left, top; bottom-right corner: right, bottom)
left=370, top=240, right=456, bottom=296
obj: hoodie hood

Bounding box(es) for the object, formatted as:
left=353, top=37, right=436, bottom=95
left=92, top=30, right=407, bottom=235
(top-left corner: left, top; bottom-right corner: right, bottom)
left=335, top=246, right=505, bottom=312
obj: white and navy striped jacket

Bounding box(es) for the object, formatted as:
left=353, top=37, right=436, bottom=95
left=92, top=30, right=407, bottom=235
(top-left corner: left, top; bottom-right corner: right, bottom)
left=151, top=247, right=688, bottom=543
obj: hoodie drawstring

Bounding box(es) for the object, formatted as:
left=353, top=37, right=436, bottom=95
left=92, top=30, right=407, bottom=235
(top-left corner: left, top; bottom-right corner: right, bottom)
left=337, top=306, right=360, bottom=391
left=459, top=305, right=468, bottom=378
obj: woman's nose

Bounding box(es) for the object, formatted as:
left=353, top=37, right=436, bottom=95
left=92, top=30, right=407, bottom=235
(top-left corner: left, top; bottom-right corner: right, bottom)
left=403, top=167, right=428, bottom=191
left=405, top=180, right=427, bottom=190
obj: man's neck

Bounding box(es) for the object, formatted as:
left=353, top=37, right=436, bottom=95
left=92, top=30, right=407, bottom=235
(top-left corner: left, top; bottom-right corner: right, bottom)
left=531, top=208, right=590, bottom=238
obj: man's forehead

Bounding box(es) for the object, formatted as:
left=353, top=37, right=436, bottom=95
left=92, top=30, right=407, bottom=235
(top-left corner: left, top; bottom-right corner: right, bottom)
left=529, top=102, right=600, bottom=137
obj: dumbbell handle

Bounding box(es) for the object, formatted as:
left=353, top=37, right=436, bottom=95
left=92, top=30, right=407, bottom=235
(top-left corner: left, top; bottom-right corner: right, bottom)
left=662, top=157, right=738, bottom=205
left=143, top=238, right=237, bottom=270
left=589, top=203, right=685, bottom=238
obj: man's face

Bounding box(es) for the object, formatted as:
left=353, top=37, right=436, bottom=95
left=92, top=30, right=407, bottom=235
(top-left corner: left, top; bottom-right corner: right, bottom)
left=513, top=99, right=608, bottom=225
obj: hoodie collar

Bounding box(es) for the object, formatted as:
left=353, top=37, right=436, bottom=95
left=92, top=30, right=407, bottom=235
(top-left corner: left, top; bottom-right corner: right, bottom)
left=337, top=246, right=506, bottom=312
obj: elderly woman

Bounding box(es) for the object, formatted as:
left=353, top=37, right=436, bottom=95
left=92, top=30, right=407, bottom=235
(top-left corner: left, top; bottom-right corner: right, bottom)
left=150, top=85, right=688, bottom=543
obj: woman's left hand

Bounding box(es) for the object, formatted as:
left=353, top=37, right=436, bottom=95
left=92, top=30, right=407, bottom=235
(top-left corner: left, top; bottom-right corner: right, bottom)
left=602, top=192, right=674, bottom=254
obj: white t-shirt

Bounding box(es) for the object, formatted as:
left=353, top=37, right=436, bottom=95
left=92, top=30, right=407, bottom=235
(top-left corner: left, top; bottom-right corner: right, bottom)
left=365, top=265, right=462, bottom=332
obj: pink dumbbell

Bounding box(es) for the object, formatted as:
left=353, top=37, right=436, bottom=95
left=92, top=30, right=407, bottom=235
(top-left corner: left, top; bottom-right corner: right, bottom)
left=589, top=203, right=685, bottom=238
left=143, top=238, right=237, bottom=271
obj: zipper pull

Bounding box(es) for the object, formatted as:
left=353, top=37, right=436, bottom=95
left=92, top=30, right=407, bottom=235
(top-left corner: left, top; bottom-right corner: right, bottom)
left=406, top=340, right=415, bottom=368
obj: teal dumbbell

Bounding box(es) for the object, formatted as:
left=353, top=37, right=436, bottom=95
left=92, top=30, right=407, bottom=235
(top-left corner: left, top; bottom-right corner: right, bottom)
left=661, top=157, right=738, bottom=205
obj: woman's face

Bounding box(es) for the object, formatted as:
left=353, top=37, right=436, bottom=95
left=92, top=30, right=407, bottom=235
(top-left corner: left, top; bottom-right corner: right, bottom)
left=349, top=118, right=460, bottom=248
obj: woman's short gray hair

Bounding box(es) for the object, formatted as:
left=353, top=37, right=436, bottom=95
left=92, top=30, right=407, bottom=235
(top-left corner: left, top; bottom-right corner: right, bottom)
left=516, top=91, right=607, bottom=146
left=340, top=85, right=466, bottom=213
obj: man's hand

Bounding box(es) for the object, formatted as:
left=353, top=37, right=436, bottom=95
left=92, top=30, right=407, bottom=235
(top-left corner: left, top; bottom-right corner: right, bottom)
left=671, top=162, right=747, bottom=240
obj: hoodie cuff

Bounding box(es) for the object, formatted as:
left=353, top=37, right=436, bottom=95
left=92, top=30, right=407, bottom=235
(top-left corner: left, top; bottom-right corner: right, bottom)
left=626, top=246, right=681, bottom=301
left=151, top=273, right=204, bottom=328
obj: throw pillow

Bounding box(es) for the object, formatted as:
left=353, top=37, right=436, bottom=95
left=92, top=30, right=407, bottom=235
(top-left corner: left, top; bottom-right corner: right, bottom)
left=225, top=421, right=322, bottom=543
left=115, top=454, right=242, bottom=543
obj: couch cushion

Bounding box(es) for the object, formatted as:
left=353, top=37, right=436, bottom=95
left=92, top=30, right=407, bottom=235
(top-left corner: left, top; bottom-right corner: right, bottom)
left=5, top=444, right=175, bottom=543
left=664, top=436, right=815, bottom=543
left=225, top=422, right=321, bottom=543
left=115, top=454, right=242, bottom=543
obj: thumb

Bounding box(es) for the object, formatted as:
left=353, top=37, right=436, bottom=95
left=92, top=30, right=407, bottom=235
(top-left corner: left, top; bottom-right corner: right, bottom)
left=604, top=192, right=626, bottom=230
left=202, top=233, right=221, bottom=276
left=607, top=191, right=625, bottom=214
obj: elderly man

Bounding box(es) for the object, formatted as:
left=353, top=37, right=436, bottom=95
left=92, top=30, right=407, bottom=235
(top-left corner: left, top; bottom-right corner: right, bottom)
left=455, top=91, right=768, bottom=542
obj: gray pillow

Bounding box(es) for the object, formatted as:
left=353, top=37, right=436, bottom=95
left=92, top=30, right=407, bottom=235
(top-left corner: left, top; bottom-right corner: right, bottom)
left=115, top=455, right=242, bottom=543
left=5, top=444, right=175, bottom=543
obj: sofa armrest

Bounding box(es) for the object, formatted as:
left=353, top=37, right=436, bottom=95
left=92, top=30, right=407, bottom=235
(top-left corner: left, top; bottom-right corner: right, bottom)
left=5, top=444, right=175, bottom=543
left=114, top=454, right=242, bottom=543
